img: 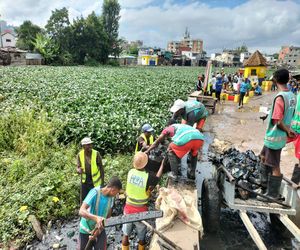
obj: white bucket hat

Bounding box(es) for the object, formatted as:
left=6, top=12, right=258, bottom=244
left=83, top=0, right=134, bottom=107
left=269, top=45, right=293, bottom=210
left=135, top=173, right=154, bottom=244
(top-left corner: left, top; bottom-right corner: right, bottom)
left=81, top=137, right=93, bottom=145
left=170, top=99, right=185, bottom=113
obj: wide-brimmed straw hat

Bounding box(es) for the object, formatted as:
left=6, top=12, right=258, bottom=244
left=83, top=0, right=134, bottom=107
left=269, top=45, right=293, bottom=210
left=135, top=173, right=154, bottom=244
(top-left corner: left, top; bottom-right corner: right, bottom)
left=133, top=152, right=148, bottom=170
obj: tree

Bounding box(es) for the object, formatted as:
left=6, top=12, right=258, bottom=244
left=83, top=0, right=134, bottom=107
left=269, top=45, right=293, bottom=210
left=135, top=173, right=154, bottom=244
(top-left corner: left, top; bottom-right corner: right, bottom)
left=16, top=21, right=42, bottom=51
left=129, top=44, right=138, bottom=56
left=102, top=0, right=121, bottom=57
left=69, top=13, right=109, bottom=64
left=86, top=12, right=109, bottom=63
left=32, top=33, right=59, bottom=64
left=69, top=17, right=86, bottom=64
left=273, top=53, right=279, bottom=60
left=235, top=45, right=248, bottom=54
left=45, top=8, right=71, bottom=57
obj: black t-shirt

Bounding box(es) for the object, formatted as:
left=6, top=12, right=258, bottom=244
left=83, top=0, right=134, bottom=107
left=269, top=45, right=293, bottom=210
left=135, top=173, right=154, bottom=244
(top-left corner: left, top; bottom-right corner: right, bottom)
left=146, top=172, right=160, bottom=190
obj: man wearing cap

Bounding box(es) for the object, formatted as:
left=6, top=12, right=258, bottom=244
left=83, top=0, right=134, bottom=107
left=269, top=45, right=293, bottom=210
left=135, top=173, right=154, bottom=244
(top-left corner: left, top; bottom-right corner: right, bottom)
left=122, top=152, right=165, bottom=250
left=145, top=124, right=204, bottom=181
left=169, top=99, right=208, bottom=132
left=135, top=123, right=155, bottom=153
left=77, top=137, right=105, bottom=203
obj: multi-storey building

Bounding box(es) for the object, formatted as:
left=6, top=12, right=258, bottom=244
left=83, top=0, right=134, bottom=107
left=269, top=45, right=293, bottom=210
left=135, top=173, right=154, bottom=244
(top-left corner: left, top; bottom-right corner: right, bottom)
left=278, top=46, right=300, bottom=67
left=167, top=28, right=203, bottom=54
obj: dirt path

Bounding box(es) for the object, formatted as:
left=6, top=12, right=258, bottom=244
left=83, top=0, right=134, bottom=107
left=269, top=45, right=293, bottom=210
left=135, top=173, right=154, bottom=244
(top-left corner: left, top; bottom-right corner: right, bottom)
left=206, top=91, right=296, bottom=178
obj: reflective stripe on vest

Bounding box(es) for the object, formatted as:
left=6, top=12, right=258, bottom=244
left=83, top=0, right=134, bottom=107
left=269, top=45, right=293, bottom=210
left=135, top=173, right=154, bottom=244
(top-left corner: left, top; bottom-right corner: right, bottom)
left=264, top=91, right=296, bottom=150
left=126, top=169, right=149, bottom=206
left=80, top=221, right=92, bottom=234
left=135, top=133, right=154, bottom=153
left=185, top=100, right=202, bottom=114
left=184, top=100, right=208, bottom=121
left=171, top=124, right=204, bottom=146
left=79, top=149, right=101, bottom=187
left=292, top=93, right=300, bottom=133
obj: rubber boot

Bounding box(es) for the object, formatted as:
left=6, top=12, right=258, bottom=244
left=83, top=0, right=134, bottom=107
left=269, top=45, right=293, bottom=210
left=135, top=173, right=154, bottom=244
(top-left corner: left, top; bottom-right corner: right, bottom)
left=259, top=164, right=271, bottom=193
left=187, top=155, right=197, bottom=180
left=257, top=174, right=283, bottom=202
left=291, top=164, right=300, bottom=184
left=121, top=244, right=129, bottom=250
left=168, top=151, right=180, bottom=181
left=138, top=243, right=145, bottom=250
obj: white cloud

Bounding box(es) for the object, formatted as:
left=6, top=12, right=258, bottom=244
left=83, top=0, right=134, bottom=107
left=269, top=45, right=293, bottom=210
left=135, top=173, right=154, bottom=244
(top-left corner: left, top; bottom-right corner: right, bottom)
left=119, top=0, right=300, bottom=54
left=0, top=0, right=102, bottom=26
left=118, top=0, right=155, bottom=8
left=1, top=0, right=300, bottom=54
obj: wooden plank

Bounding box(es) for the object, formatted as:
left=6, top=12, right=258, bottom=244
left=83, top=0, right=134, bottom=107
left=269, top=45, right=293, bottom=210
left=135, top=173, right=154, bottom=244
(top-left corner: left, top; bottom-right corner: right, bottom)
left=161, top=218, right=199, bottom=250
left=239, top=211, right=267, bottom=250
left=150, top=181, right=200, bottom=250
left=278, top=214, right=300, bottom=242
left=142, top=220, right=182, bottom=250
left=163, top=181, right=200, bottom=250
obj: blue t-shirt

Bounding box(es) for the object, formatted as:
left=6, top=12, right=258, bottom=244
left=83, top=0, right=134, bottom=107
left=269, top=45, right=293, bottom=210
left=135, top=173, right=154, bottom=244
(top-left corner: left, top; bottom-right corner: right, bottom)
left=79, top=187, right=114, bottom=234
left=255, top=85, right=262, bottom=94
left=216, top=78, right=223, bottom=92
left=240, top=82, right=249, bottom=93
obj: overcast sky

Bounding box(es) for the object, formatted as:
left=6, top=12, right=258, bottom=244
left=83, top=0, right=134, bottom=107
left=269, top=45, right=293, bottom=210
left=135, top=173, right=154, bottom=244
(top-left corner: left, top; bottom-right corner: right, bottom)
left=1, top=0, right=300, bottom=54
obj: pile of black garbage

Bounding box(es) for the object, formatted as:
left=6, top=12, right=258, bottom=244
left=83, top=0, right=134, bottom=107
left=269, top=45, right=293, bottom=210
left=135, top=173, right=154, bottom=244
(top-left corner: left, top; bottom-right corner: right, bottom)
left=210, top=147, right=261, bottom=199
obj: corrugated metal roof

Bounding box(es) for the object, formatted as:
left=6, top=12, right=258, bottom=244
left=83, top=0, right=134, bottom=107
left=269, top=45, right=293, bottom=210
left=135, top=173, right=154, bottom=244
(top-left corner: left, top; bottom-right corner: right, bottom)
left=26, top=53, right=43, bottom=59
left=0, top=47, right=27, bottom=53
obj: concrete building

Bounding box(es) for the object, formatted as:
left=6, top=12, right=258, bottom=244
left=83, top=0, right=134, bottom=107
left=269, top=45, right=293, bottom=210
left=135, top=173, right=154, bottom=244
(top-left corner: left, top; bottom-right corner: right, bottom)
left=138, top=48, right=158, bottom=66
left=0, top=47, right=27, bottom=65
left=240, top=52, right=252, bottom=63
left=210, top=53, right=221, bottom=60
left=167, top=28, right=203, bottom=54
left=265, top=55, right=276, bottom=66
left=212, top=50, right=241, bottom=66
left=278, top=46, right=300, bottom=67
left=1, top=32, right=16, bottom=47
left=167, top=41, right=180, bottom=53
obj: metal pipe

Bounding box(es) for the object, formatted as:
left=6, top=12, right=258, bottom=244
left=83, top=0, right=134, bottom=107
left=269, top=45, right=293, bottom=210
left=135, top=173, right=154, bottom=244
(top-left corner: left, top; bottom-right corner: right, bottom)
left=219, top=166, right=235, bottom=183
left=239, top=211, right=267, bottom=250
left=278, top=214, right=300, bottom=242
left=283, top=176, right=300, bottom=190
left=236, top=182, right=291, bottom=208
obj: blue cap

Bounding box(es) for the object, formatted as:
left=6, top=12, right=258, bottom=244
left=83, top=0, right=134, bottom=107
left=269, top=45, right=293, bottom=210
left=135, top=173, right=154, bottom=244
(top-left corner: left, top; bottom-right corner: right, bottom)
left=142, top=124, right=154, bottom=132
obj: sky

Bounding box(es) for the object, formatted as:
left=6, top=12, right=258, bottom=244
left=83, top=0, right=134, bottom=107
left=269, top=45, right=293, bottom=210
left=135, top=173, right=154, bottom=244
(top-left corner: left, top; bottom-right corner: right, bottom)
left=1, top=0, right=300, bottom=54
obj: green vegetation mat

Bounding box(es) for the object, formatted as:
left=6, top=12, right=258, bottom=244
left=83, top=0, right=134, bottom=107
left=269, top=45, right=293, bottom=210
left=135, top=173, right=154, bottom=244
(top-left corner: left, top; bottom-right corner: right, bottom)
left=0, top=66, right=204, bottom=246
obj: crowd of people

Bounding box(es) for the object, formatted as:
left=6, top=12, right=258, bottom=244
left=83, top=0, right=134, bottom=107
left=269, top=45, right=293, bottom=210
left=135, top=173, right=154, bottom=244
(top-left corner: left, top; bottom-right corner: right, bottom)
left=197, top=70, right=300, bottom=105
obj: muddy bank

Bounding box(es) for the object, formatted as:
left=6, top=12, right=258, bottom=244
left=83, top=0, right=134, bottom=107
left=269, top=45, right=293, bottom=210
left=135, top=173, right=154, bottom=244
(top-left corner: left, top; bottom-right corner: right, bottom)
left=29, top=197, right=157, bottom=250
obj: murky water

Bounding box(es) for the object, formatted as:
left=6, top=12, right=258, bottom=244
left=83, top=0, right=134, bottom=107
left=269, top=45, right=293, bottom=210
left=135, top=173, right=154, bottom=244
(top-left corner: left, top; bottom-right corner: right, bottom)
left=29, top=198, right=156, bottom=250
